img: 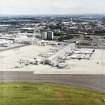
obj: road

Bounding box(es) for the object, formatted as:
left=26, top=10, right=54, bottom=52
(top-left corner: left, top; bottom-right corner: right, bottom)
left=0, top=71, right=105, bottom=92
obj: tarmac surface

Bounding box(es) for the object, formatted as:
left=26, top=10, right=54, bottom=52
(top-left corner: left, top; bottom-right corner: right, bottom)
left=0, top=45, right=105, bottom=74
left=0, top=71, right=105, bottom=92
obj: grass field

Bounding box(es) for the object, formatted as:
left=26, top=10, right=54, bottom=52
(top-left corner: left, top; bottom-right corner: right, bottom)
left=0, top=83, right=105, bottom=105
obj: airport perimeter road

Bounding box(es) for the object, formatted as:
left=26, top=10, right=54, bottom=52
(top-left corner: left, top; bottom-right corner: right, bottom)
left=0, top=71, right=105, bottom=92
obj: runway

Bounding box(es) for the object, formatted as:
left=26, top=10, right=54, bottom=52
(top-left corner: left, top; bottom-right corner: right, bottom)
left=0, top=71, right=105, bottom=92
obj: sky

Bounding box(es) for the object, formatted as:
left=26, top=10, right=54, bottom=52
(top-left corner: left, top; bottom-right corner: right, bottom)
left=0, top=0, right=105, bottom=15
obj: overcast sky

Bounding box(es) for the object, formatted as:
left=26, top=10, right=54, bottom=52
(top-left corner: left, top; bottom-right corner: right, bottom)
left=0, top=0, right=105, bottom=15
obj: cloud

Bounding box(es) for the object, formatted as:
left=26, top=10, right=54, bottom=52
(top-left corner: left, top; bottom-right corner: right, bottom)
left=0, top=0, right=105, bottom=15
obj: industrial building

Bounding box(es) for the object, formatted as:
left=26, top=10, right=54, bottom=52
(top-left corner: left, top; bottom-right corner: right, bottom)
left=14, top=35, right=35, bottom=44
left=0, top=39, right=13, bottom=47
